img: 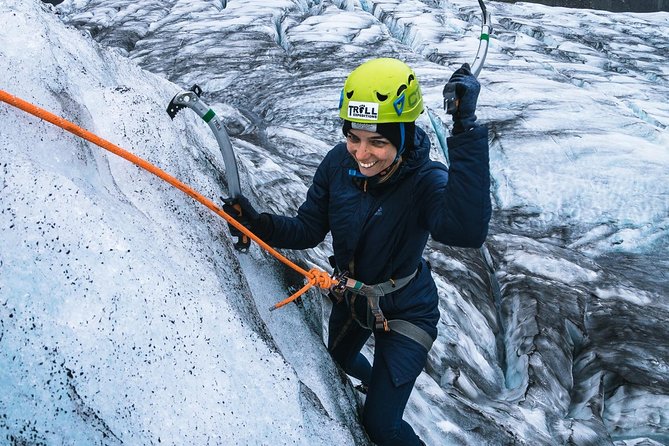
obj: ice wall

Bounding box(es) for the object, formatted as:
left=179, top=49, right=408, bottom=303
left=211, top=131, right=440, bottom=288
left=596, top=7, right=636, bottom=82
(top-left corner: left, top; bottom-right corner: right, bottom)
left=0, top=2, right=364, bottom=444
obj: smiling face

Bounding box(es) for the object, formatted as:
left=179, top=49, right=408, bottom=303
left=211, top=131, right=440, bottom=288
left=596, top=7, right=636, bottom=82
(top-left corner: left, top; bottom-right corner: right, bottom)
left=346, top=128, right=398, bottom=177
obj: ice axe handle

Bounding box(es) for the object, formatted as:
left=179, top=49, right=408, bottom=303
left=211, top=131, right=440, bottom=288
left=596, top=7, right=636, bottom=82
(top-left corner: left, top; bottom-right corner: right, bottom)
left=445, top=96, right=459, bottom=115
left=443, top=84, right=460, bottom=115
left=232, top=203, right=251, bottom=252
left=222, top=197, right=252, bottom=253
left=445, top=0, right=490, bottom=115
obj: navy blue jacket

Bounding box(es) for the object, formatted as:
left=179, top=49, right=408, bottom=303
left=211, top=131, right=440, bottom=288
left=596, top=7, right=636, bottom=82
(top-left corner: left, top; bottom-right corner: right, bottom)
left=266, top=125, right=491, bottom=339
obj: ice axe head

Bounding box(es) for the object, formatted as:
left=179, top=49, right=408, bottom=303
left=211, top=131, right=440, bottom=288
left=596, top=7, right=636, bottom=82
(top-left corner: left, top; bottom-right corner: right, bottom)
left=167, top=84, right=203, bottom=119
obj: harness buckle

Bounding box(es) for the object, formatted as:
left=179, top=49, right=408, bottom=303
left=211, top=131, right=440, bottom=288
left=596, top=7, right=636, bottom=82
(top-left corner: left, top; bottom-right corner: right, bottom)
left=374, top=312, right=390, bottom=332
left=329, top=271, right=349, bottom=303
left=331, top=271, right=349, bottom=294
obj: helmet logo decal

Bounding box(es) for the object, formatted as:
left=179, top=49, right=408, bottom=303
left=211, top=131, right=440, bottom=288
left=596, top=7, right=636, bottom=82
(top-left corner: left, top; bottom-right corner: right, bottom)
left=393, top=93, right=405, bottom=116
left=347, top=101, right=379, bottom=121
left=408, top=89, right=421, bottom=107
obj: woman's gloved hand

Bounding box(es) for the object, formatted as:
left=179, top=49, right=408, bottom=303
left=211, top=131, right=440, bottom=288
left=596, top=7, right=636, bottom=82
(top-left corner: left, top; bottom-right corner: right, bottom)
left=222, top=195, right=274, bottom=242
left=442, top=63, right=481, bottom=134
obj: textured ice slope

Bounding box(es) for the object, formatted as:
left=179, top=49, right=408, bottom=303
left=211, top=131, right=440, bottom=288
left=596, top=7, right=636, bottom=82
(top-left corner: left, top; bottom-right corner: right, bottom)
left=0, top=2, right=364, bottom=444
left=2, top=0, right=668, bottom=445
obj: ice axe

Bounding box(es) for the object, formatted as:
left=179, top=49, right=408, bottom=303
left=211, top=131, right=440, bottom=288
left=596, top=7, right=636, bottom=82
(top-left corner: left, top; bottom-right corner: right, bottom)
left=444, top=0, right=492, bottom=115
left=167, top=85, right=250, bottom=252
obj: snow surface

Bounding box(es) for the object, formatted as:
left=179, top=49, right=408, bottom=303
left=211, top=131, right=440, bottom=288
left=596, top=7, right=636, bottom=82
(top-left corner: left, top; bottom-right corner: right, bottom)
left=1, top=0, right=668, bottom=445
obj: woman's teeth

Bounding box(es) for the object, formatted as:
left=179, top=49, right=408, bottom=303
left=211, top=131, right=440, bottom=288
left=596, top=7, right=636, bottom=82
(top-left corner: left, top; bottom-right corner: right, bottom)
left=359, top=160, right=377, bottom=168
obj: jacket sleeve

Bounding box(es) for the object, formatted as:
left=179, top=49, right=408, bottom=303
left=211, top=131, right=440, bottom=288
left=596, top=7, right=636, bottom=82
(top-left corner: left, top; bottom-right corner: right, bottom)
left=263, top=154, right=331, bottom=249
left=420, top=125, right=491, bottom=248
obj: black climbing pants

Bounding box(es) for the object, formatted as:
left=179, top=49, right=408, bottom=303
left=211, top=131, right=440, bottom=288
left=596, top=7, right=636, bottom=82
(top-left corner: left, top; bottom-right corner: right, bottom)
left=327, top=298, right=424, bottom=446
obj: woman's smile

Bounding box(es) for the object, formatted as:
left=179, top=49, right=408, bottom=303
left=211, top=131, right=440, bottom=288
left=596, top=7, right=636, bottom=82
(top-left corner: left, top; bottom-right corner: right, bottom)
left=358, top=159, right=378, bottom=169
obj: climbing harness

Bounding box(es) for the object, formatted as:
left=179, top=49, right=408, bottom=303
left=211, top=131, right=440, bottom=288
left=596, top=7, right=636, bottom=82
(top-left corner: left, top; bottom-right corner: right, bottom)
left=167, top=85, right=250, bottom=251
left=444, top=0, right=493, bottom=114
left=331, top=269, right=434, bottom=352
left=0, top=89, right=335, bottom=309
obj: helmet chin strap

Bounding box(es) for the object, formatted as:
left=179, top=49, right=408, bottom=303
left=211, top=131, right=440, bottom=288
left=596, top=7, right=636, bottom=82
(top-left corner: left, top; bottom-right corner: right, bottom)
left=377, top=154, right=403, bottom=183
left=394, top=122, right=406, bottom=162
left=379, top=123, right=406, bottom=183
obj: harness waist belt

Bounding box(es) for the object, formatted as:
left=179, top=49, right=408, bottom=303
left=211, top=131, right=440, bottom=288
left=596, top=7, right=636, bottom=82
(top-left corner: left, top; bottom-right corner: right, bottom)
left=341, top=269, right=434, bottom=351
left=345, top=269, right=417, bottom=298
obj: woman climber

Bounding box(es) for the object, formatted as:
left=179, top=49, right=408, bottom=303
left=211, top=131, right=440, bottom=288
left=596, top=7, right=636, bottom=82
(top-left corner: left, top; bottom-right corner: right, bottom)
left=224, top=58, right=491, bottom=446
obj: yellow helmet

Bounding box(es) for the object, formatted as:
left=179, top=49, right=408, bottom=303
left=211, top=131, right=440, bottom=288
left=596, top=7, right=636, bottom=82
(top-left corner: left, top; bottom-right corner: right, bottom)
left=339, top=58, right=423, bottom=124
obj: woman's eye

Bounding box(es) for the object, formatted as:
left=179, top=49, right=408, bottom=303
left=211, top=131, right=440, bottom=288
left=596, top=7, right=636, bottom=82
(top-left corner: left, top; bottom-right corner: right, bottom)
left=347, top=134, right=359, bottom=142
left=371, top=140, right=388, bottom=148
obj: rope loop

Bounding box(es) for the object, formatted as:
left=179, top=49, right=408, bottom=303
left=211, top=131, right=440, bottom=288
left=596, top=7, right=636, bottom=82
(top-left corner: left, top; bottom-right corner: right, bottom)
left=308, top=269, right=335, bottom=290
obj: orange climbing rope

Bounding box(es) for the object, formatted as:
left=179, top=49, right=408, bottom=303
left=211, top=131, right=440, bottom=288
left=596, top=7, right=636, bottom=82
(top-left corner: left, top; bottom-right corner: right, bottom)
left=0, top=89, right=334, bottom=310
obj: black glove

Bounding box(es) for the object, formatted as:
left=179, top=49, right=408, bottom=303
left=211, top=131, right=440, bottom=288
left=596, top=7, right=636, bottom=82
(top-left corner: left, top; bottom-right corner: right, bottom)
left=222, top=195, right=274, bottom=242
left=442, top=63, right=480, bottom=134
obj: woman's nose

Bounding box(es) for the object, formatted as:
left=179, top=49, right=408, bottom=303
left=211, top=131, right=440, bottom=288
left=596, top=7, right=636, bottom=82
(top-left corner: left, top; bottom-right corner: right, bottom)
left=355, top=141, right=371, bottom=157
